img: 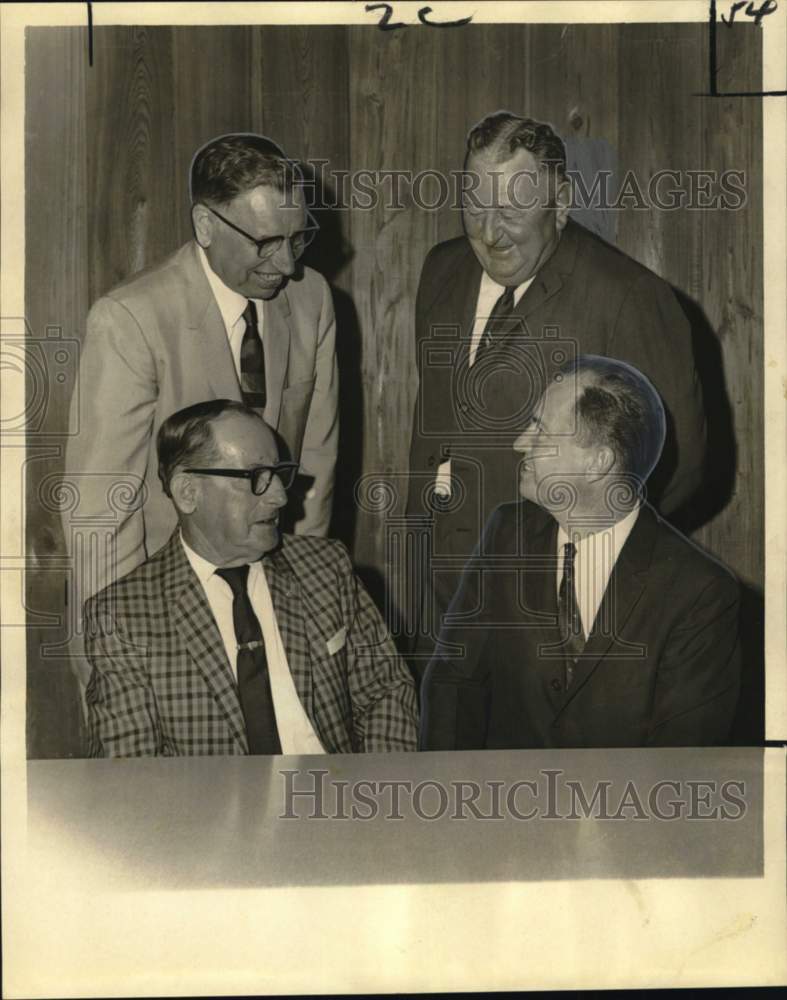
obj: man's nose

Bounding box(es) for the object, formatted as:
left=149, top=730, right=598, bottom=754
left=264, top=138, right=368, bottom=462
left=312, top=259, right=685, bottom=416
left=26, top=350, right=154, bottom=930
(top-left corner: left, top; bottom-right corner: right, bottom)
left=260, top=475, right=288, bottom=509
left=513, top=430, right=529, bottom=453
left=269, top=238, right=297, bottom=275
left=481, top=210, right=502, bottom=246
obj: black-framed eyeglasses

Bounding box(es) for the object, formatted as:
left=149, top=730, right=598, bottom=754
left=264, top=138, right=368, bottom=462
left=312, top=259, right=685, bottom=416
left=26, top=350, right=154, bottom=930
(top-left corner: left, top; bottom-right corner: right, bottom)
left=184, top=463, right=300, bottom=495
left=200, top=204, right=319, bottom=260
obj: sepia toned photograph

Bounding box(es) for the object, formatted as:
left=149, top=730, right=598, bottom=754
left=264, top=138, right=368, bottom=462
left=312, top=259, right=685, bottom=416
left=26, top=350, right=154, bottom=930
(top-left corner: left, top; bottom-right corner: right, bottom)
left=2, top=1, right=785, bottom=995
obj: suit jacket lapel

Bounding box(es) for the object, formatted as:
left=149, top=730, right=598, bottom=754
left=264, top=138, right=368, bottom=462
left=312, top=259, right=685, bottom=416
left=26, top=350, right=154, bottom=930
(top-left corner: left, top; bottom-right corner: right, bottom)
left=180, top=242, right=243, bottom=400
left=263, top=545, right=315, bottom=726
left=432, top=243, right=482, bottom=379
left=160, top=534, right=249, bottom=753
left=513, top=219, right=581, bottom=322
left=262, top=288, right=291, bottom=429
left=556, top=505, right=657, bottom=714
left=520, top=507, right=570, bottom=713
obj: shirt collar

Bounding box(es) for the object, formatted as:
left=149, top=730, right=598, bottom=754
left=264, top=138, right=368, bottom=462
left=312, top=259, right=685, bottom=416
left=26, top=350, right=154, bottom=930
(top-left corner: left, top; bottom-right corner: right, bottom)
left=179, top=530, right=221, bottom=586
left=197, top=243, right=254, bottom=331
left=478, top=266, right=535, bottom=307
left=557, top=503, right=641, bottom=556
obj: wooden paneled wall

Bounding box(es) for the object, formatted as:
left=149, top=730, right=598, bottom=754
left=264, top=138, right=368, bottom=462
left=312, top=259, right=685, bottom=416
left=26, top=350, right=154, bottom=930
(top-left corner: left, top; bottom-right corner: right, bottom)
left=24, top=23, right=763, bottom=756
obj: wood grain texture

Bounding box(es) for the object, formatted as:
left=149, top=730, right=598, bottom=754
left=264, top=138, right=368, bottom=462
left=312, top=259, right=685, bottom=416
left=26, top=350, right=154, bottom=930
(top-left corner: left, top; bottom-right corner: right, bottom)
left=25, top=27, right=89, bottom=756
left=528, top=24, right=620, bottom=244
left=86, top=27, right=176, bottom=300
left=694, top=23, right=763, bottom=590
left=172, top=27, right=255, bottom=244
left=348, top=26, right=439, bottom=577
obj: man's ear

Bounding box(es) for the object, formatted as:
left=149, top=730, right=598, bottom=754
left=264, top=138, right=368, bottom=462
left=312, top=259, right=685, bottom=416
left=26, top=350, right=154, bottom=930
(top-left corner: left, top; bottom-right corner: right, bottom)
left=554, top=176, right=572, bottom=232
left=170, top=471, right=199, bottom=515
left=587, top=444, right=616, bottom=482
left=191, top=203, right=214, bottom=249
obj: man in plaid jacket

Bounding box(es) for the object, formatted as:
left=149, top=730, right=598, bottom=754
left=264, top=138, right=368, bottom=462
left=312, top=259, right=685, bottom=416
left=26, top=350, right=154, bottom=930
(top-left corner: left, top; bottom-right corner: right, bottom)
left=84, top=400, right=418, bottom=756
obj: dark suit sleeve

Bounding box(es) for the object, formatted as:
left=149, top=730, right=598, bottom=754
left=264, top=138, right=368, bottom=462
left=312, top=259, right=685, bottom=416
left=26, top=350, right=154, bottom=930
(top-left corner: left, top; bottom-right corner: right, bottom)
left=84, top=595, right=163, bottom=757
left=419, top=508, right=505, bottom=750
left=646, top=574, right=741, bottom=746
left=335, top=545, right=419, bottom=752
left=406, top=244, right=443, bottom=515
left=608, top=273, right=706, bottom=513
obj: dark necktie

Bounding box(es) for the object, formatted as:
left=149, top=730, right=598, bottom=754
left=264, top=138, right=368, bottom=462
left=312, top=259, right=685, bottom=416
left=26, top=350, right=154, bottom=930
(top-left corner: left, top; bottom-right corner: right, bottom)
left=215, top=564, right=281, bottom=754
left=240, top=301, right=266, bottom=412
left=557, top=542, right=585, bottom=688
left=476, top=284, right=516, bottom=358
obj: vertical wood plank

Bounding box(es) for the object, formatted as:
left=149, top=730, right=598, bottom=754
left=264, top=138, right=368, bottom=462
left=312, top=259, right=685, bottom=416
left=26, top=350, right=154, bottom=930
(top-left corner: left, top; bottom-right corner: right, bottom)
left=172, top=27, right=254, bottom=241
left=696, top=23, right=764, bottom=740
left=617, top=24, right=704, bottom=280
left=527, top=24, right=620, bottom=243
left=348, top=26, right=439, bottom=576
left=25, top=27, right=89, bottom=756
left=86, top=26, right=176, bottom=300
left=694, top=22, right=763, bottom=590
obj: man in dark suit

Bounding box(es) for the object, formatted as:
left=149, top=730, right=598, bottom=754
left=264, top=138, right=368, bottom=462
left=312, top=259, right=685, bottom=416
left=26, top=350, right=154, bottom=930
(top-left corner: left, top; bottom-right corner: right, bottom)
left=420, top=356, right=740, bottom=749
left=406, top=111, right=706, bottom=668
left=85, top=400, right=417, bottom=756
left=65, top=134, right=338, bottom=631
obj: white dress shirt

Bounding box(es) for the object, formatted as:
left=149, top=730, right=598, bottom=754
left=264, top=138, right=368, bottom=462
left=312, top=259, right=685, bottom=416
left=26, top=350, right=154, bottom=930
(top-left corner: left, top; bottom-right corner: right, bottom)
left=180, top=533, right=326, bottom=754
left=468, top=268, right=535, bottom=367
left=197, top=244, right=264, bottom=382
left=556, top=505, right=641, bottom=639
left=434, top=270, right=535, bottom=496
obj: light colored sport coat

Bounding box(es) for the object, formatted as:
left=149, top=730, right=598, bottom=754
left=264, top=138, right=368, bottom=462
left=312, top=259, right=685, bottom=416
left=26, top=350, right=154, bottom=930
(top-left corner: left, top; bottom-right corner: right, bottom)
left=64, top=241, right=338, bottom=608
left=85, top=532, right=419, bottom=756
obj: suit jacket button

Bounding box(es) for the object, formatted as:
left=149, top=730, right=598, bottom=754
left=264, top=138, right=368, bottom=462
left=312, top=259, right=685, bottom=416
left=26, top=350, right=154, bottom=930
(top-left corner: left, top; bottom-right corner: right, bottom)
left=551, top=679, right=562, bottom=691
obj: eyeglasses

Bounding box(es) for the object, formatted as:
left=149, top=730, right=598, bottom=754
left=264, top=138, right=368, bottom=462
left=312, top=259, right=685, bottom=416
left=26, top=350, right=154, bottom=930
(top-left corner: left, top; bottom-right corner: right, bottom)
left=184, top=463, right=300, bottom=495
left=201, top=204, right=319, bottom=260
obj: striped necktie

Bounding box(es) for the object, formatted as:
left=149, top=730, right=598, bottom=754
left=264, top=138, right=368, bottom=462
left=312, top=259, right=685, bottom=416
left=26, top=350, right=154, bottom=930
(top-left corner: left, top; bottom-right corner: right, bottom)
left=215, top=564, right=281, bottom=755
left=240, top=300, right=266, bottom=412
left=558, top=542, right=585, bottom=688
left=476, top=284, right=516, bottom=358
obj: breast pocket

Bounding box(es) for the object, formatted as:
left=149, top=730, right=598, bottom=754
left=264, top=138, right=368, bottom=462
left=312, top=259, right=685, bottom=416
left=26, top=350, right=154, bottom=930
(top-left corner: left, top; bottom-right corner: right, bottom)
left=278, top=378, right=316, bottom=460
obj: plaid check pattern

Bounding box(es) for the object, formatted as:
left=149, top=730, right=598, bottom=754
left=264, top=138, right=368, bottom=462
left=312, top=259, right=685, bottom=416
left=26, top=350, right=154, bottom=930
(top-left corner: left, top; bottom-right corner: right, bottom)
left=84, top=532, right=418, bottom=756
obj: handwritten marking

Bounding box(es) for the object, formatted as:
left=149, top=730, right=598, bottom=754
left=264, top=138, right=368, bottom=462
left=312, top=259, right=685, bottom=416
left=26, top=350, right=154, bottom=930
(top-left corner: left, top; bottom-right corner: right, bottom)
left=364, top=1, right=473, bottom=31
left=721, top=0, right=778, bottom=26
left=703, top=0, right=786, bottom=96
left=417, top=6, right=474, bottom=27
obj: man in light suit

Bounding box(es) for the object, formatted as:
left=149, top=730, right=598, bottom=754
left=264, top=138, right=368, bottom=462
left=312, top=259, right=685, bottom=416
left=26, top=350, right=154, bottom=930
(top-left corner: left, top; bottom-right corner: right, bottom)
left=406, top=111, right=706, bottom=669
left=85, top=400, right=418, bottom=757
left=65, top=134, right=338, bottom=624
left=420, top=357, right=740, bottom=749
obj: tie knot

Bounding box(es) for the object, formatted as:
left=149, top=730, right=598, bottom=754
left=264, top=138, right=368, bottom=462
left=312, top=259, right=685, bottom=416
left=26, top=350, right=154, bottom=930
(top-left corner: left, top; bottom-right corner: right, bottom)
left=216, top=564, right=250, bottom=597
left=500, top=285, right=515, bottom=305
left=243, top=300, right=257, bottom=328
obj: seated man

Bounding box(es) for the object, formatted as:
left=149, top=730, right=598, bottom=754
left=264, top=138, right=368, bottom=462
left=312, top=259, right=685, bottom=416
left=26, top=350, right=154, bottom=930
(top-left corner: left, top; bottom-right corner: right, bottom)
left=85, top=400, right=418, bottom=756
left=420, top=356, right=741, bottom=750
